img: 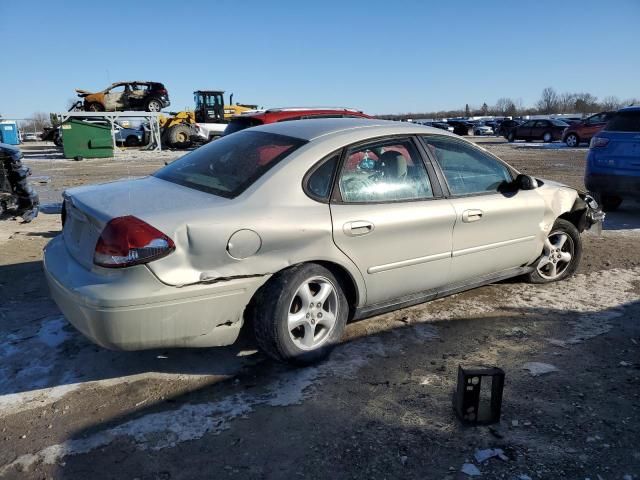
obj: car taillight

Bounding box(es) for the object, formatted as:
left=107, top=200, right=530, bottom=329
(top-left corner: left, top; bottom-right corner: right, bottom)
left=590, top=137, right=609, bottom=148
left=94, top=216, right=175, bottom=268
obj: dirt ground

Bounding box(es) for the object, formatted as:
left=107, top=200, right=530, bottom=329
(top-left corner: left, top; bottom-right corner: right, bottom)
left=1, top=139, right=639, bottom=480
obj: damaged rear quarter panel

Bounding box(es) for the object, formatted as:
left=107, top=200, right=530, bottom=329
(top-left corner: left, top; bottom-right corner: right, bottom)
left=145, top=140, right=368, bottom=305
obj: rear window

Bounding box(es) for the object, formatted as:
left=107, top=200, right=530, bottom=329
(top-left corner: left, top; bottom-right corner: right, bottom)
left=154, top=131, right=306, bottom=198
left=605, top=111, right=640, bottom=132
left=223, top=117, right=264, bottom=135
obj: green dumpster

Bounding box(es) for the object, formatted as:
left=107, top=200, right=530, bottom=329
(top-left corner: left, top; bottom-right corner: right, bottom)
left=61, top=119, right=113, bottom=159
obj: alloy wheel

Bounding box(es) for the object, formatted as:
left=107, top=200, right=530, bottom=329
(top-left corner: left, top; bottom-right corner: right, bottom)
left=287, top=276, right=339, bottom=351
left=566, top=134, right=578, bottom=147
left=536, top=231, right=574, bottom=280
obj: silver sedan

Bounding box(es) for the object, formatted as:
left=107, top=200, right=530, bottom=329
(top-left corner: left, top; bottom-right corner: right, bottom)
left=44, top=119, right=603, bottom=364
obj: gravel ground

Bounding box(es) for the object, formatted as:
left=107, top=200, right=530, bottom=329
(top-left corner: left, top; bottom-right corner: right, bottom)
left=0, top=138, right=638, bottom=480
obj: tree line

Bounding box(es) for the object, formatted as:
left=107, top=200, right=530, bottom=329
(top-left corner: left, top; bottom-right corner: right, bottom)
left=376, top=87, right=639, bottom=121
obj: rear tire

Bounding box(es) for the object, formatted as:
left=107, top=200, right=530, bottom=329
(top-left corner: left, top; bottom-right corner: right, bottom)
left=508, top=132, right=515, bottom=142
left=146, top=98, right=163, bottom=112
left=542, top=132, right=552, bottom=142
left=525, top=219, right=582, bottom=284
left=252, top=263, right=348, bottom=364
left=124, top=135, right=139, bottom=147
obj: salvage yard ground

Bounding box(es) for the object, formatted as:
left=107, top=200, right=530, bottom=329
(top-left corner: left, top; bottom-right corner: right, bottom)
left=1, top=138, right=639, bottom=479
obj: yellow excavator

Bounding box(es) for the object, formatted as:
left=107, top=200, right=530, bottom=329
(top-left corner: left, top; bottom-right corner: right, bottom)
left=159, top=90, right=258, bottom=148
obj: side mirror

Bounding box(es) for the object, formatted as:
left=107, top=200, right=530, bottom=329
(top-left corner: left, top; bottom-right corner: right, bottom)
left=515, top=174, right=538, bottom=190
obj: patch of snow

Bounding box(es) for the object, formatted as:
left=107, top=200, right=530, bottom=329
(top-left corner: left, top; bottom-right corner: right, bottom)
left=523, top=362, right=559, bottom=376
left=461, top=463, right=482, bottom=476
left=0, top=335, right=412, bottom=473
left=474, top=448, right=507, bottom=463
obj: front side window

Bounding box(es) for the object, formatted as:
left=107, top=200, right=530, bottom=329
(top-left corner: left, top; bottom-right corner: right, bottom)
left=423, top=136, right=512, bottom=195
left=534, top=120, right=549, bottom=128
left=155, top=131, right=306, bottom=198
left=338, top=138, right=433, bottom=202
left=521, top=120, right=535, bottom=128
left=551, top=119, right=568, bottom=127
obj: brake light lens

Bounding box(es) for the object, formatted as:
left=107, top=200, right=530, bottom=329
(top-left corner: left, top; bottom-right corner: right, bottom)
left=589, top=137, right=609, bottom=148
left=94, top=216, right=175, bottom=268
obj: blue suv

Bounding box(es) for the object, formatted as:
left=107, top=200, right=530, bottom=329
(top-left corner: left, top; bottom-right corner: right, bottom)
left=585, top=106, right=640, bottom=211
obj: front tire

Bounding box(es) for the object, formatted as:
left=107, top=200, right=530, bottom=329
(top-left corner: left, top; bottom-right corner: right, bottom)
left=508, top=132, right=515, bottom=142
left=565, top=133, right=579, bottom=147
left=252, top=263, right=348, bottom=364
left=542, top=132, right=552, bottom=143
left=526, top=219, right=582, bottom=284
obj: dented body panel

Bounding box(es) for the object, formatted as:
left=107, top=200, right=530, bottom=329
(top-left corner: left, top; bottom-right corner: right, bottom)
left=44, top=119, right=603, bottom=351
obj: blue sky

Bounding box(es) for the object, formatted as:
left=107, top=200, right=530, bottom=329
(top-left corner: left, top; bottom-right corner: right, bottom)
left=1, top=0, right=638, bottom=118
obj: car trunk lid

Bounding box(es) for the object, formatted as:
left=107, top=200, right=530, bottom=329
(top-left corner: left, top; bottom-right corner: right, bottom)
left=62, top=176, right=230, bottom=271
left=594, top=131, right=640, bottom=172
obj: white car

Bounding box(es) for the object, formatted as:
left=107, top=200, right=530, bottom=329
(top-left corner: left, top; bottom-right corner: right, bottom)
left=44, top=118, right=604, bottom=364
left=473, top=124, right=494, bottom=136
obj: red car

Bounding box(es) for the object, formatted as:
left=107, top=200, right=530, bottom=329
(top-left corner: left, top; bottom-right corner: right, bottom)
left=224, top=107, right=371, bottom=135
left=562, top=111, right=615, bottom=147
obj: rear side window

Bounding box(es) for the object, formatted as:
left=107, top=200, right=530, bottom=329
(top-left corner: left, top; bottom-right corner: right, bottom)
left=306, top=154, right=339, bottom=201
left=423, top=136, right=512, bottom=196
left=224, top=117, right=264, bottom=135
left=605, top=111, right=640, bottom=132
left=155, top=131, right=306, bottom=198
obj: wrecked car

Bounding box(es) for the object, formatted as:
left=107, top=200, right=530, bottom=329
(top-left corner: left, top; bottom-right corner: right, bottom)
left=76, top=81, right=170, bottom=112
left=0, top=142, right=39, bottom=222
left=43, top=119, right=603, bottom=364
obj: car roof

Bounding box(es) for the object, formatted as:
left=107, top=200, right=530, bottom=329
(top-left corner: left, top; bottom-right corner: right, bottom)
left=235, top=107, right=370, bottom=123
left=618, top=106, right=640, bottom=112
left=249, top=117, right=457, bottom=141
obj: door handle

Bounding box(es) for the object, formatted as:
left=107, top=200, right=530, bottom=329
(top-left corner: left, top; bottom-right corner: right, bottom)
left=462, top=209, right=484, bottom=223
left=343, top=221, right=374, bottom=236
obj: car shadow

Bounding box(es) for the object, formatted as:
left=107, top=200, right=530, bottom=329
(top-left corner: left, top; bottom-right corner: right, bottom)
left=10, top=298, right=638, bottom=479
left=0, top=260, right=264, bottom=402
left=603, top=199, right=640, bottom=231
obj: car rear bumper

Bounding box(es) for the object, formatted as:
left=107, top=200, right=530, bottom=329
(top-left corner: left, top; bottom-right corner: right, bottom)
left=585, top=172, right=640, bottom=198
left=43, top=235, right=269, bottom=350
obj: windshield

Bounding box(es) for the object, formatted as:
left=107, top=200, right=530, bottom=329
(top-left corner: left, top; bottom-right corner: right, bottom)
left=154, top=130, right=306, bottom=198
left=551, top=119, right=569, bottom=127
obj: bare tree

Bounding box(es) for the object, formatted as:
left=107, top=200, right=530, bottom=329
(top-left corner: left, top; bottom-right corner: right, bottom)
left=495, top=97, right=518, bottom=116
left=558, top=92, right=577, bottom=113
left=19, top=112, right=52, bottom=133
left=622, top=98, right=640, bottom=107
left=536, top=87, right=560, bottom=114
left=573, top=93, right=599, bottom=114
left=600, top=96, right=621, bottom=111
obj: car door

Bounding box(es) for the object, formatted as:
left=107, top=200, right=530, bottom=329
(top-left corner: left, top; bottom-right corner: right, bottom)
left=582, top=113, right=607, bottom=140
left=421, top=135, right=546, bottom=284
left=531, top=120, right=548, bottom=140
left=517, top=120, right=535, bottom=139
left=329, top=136, right=456, bottom=305
left=103, top=84, right=127, bottom=110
